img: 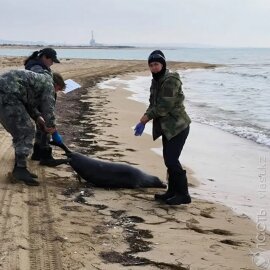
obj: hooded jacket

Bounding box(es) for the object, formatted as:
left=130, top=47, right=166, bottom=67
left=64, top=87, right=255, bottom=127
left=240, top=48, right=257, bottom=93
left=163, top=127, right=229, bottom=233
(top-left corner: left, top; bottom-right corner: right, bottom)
left=145, top=70, right=191, bottom=140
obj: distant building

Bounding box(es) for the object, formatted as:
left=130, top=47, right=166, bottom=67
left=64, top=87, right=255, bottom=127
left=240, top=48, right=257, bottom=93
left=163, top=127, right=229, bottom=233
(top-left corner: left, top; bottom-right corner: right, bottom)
left=90, top=31, right=96, bottom=47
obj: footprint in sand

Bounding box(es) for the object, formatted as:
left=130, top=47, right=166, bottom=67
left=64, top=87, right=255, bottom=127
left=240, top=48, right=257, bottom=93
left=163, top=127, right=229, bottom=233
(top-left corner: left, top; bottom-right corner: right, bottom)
left=185, top=220, right=234, bottom=237
left=200, top=207, right=216, bottom=218
left=186, top=221, right=206, bottom=234
left=209, top=243, right=224, bottom=254
left=186, top=218, right=199, bottom=224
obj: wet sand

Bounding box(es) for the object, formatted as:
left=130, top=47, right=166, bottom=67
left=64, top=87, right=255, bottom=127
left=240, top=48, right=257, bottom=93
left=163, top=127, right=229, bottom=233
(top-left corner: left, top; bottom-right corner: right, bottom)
left=0, top=56, right=268, bottom=269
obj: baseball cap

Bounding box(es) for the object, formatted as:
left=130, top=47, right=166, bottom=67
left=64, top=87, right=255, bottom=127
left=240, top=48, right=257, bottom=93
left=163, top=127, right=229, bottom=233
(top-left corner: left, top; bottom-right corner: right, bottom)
left=39, top=48, right=60, bottom=63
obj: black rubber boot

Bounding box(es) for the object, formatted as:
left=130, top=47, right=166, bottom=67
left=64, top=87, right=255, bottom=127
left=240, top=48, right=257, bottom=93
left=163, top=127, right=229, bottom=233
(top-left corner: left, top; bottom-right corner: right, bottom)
left=39, top=147, right=68, bottom=167
left=16, top=164, right=38, bottom=178
left=30, top=172, right=38, bottom=178
left=12, top=166, right=40, bottom=186
left=166, top=170, right=191, bottom=205
left=31, top=143, right=42, bottom=161
left=154, top=171, right=175, bottom=201
left=15, top=154, right=38, bottom=178
left=14, top=162, right=38, bottom=178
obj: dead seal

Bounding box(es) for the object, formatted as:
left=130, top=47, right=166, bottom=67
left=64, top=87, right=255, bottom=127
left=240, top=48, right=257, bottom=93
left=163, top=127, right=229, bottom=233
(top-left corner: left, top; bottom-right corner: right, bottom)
left=52, top=142, right=166, bottom=189
left=69, top=152, right=166, bottom=189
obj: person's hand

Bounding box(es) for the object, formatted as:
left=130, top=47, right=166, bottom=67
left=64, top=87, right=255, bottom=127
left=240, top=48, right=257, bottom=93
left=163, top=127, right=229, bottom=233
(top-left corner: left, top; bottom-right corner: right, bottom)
left=36, top=116, right=46, bottom=130
left=140, top=114, right=149, bottom=124
left=36, top=116, right=56, bottom=134
left=134, top=122, right=145, bottom=136
left=45, top=127, right=56, bottom=134
left=52, top=131, right=63, bottom=144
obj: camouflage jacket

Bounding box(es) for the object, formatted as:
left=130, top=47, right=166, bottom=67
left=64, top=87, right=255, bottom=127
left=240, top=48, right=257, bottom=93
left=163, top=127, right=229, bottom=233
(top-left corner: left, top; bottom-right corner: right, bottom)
left=0, top=70, right=56, bottom=127
left=145, top=70, right=191, bottom=140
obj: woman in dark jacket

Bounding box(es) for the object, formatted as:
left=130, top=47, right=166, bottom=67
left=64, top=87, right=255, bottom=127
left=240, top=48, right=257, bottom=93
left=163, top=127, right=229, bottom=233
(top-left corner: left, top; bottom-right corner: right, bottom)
left=24, top=47, right=60, bottom=73
left=24, top=48, right=65, bottom=167
left=135, top=50, right=191, bottom=205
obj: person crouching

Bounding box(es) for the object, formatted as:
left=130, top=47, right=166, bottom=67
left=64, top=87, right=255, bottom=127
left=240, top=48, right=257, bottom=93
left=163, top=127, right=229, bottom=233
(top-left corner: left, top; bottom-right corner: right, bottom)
left=0, top=70, right=65, bottom=186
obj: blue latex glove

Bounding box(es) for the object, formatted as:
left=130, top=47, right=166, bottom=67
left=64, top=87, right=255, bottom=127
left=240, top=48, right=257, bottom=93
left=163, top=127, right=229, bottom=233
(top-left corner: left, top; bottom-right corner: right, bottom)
left=52, top=131, right=63, bottom=144
left=134, top=122, right=145, bottom=136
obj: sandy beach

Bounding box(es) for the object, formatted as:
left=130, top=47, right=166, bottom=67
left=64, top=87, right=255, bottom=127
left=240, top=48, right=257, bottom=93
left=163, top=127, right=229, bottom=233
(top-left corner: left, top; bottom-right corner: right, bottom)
left=0, top=56, right=268, bottom=270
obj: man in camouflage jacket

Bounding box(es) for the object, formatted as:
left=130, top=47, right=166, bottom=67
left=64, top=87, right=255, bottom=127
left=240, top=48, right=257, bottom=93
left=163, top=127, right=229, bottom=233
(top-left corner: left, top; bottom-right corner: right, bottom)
left=136, top=50, right=191, bottom=205
left=0, top=70, right=65, bottom=186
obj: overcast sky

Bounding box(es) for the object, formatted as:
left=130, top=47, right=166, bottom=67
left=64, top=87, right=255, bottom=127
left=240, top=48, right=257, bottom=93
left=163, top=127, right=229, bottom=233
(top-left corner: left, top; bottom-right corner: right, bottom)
left=0, top=0, right=270, bottom=47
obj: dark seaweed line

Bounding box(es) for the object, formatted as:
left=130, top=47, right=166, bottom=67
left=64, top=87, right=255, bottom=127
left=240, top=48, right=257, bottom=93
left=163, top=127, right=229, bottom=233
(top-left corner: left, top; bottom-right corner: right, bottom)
left=100, top=210, right=190, bottom=269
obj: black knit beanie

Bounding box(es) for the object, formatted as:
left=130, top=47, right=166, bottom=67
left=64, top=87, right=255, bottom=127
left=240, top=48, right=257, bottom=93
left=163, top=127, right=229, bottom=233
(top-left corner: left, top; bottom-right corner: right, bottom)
left=148, top=50, right=166, bottom=80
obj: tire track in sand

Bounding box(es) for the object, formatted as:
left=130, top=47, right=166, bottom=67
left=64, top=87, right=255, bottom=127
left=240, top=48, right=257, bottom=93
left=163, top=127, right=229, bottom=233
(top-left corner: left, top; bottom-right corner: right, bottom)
left=0, top=138, right=21, bottom=270
left=0, top=133, right=62, bottom=269
left=27, top=165, right=63, bottom=270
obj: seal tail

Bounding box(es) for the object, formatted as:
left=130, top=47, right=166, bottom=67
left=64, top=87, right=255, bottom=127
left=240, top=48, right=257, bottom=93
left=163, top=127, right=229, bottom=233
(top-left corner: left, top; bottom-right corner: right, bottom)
left=49, top=141, right=72, bottom=156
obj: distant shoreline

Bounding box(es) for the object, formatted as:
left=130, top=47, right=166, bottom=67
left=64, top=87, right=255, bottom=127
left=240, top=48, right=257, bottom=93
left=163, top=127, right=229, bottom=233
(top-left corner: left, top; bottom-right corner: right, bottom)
left=0, top=44, right=181, bottom=50
left=1, top=44, right=270, bottom=50
left=0, top=44, right=137, bottom=50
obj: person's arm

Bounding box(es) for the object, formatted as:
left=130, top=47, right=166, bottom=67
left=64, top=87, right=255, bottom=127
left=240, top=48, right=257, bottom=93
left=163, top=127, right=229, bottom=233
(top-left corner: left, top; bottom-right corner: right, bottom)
left=40, top=83, right=56, bottom=129
left=140, top=83, right=154, bottom=124
left=145, top=77, right=181, bottom=120
left=27, top=106, right=42, bottom=121
left=145, top=90, right=154, bottom=116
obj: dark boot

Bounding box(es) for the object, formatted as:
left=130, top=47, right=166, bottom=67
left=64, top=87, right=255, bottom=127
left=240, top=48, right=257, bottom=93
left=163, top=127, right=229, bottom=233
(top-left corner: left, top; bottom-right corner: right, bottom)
left=39, top=147, right=68, bottom=167
left=166, top=170, right=191, bottom=205
left=154, top=171, right=175, bottom=201
left=31, top=143, right=42, bottom=161
left=12, top=166, right=40, bottom=186
left=30, top=172, right=38, bottom=178
left=15, top=154, right=38, bottom=178
left=15, top=163, right=38, bottom=178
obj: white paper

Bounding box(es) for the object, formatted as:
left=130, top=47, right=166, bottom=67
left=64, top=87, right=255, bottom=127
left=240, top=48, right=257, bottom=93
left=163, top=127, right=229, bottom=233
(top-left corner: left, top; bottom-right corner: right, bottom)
left=63, top=79, right=81, bottom=94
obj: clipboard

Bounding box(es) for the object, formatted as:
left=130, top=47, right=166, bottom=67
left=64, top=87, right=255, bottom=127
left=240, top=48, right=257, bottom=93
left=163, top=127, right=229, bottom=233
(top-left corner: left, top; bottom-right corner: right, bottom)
left=63, top=79, right=81, bottom=94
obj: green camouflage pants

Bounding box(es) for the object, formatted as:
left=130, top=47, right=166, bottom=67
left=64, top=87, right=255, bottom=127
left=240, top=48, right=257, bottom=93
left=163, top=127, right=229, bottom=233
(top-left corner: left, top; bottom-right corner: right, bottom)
left=0, top=96, right=34, bottom=167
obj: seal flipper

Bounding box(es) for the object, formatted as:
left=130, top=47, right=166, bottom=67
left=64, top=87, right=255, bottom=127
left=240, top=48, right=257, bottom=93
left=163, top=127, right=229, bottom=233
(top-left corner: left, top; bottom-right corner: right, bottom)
left=49, top=141, right=72, bottom=155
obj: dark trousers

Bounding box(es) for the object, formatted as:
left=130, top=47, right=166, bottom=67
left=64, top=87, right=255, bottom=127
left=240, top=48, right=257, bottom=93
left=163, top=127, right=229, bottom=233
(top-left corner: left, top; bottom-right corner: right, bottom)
left=162, top=125, right=190, bottom=173
left=34, top=124, right=51, bottom=149
left=34, top=104, right=53, bottom=150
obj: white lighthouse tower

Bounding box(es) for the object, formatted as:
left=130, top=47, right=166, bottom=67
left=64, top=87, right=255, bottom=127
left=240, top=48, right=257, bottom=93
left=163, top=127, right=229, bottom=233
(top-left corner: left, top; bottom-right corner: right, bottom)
left=90, top=31, right=96, bottom=47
